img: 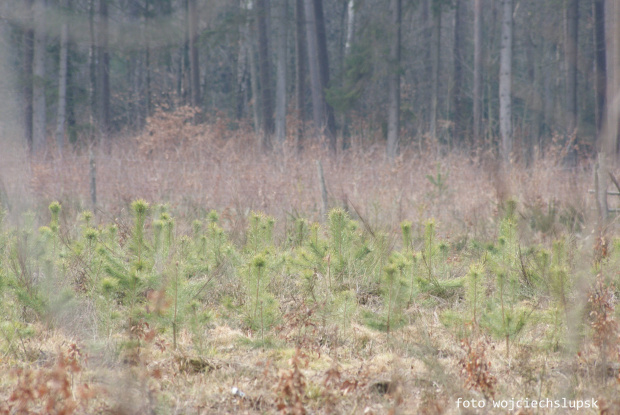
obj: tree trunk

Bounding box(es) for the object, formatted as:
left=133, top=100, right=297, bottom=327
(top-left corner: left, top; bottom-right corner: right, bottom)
left=66, top=47, right=76, bottom=145
left=543, top=44, right=555, bottom=137
left=240, top=0, right=261, bottom=136
left=256, top=0, right=274, bottom=149
left=344, top=0, right=355, bottom=58
left=32, top=0, right=47, bottom=154
left=486, top=1, right=498, bottom=143
left=180, top=0, right=190, bottom=103
left=422, top=0, right=432, bottom=137
left=23, top=0, right=34, bottom=152
left=565, top=0, right=578, bottom=136
left=304, top=0, right=325, bottom=139
left=313, top=0, right=336, bottom=151
left=56, top=0, right=69, bottom=155
left=248, top=16, right=261, bottom=138
left=188, top=0, right=201, bottom=108
left=597, top=0, right=620, bottom=221
left=340, top=0, right=355, bottom=148
left=275, top=0, right=288, bottom=144
left=452, top=0, right=464, bottom=146
left=606, top=0, right=620, bottom=157
left=97, top=0, right=110, bottom=143
left=89, top=0, right=97, bottom=127
left=236, top=0, right=249, bottom=120
left=295, top=0, right=307, bottom=149
left=144, top=0, right=152, bottom=119
left=430, top=8, right=441, bottom=142
left=528, top=34, right=543, bottom=159
left=128, top=0, right=141, bottom=130
left=473, top=0, right=483, bottom=145
left=499, top=0, right=513, bottom=164
left=386, top=0, right=401, bottom=159
left=593, top=0, right=606, bottom=137
left=249, top=43, right=261, bottom=137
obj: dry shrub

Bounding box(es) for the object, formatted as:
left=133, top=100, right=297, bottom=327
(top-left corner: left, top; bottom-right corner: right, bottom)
left=599, top=399, right=620, bottom=415
left=124, top=320, right=165, bottom=367
left=594, top=235, right=610, bottom=265
left=136, top=106, right=204, bottom=158
left=459, top=337, right=497, bottom=400
left=275, top=348, right=308, bottom=415
left=418, top=392, right=447, bottom=415
left=1, top=344, right=97, bottom=415
left=588, top=277, right=619, bottom=364
left=276, top=300, right=320, bottom=353
left=109, top=320, right=168, bottom=414
left=320, top=363, right=368, bottom=413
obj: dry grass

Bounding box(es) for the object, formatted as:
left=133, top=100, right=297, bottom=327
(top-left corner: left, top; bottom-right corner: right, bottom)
left=0, top=108, right=602, bottom=240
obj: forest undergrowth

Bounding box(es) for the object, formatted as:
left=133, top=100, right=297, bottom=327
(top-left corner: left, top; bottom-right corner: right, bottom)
left=0, top=110, right=619, bottom=414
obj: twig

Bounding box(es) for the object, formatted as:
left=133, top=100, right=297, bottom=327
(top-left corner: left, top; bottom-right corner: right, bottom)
left=316, top=160, right=328, bottom=218
left=608, top=172, right=620, bottom=194
left=346, top=196, right=375, bottom=238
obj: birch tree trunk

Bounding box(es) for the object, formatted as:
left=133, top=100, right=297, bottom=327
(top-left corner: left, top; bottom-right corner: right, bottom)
left=344, top=0, right=355, bottom=58
left=56, top=0, right=69, bottom=154
left=340, top=0, right=355, bottom=148
left=473, top=0, right=483, bottom=144
left=386, top=0, right=401, bottom=159
left=275, top=0, right=288, bottom=144
left=33, top=0, right=47, bottom=153
left=240, top=0, right=261, bottom=136
left=499, top=0, right=513, bottom=164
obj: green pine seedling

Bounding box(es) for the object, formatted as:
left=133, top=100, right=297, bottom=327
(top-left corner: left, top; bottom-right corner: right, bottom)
left=252, top=253, right=266, bottom=320
left=247, top=212, right=275, bottom=253
left=426, top=163, right=449, bottom=199
left=328, top=208, right=348, bottom=259
left=549, top=239, right=571, bottom=324
left=293, top=217, right=308, bottom=248
left=335, top=289, right=357, bottom=338
left=401, top=220, right=413, bottom=252
left=421, top=219, right=439, bottom=287
left=466, top=262, right=485, bottom=328
left=130, top=199, right=150, bottom=267
left=48, top=202, right=61, bottom=257
left=368, top=255, right=408, bottom=338
left=483, top=210, right=530, bottom=357
left=415, top=219, right=459, bottom=299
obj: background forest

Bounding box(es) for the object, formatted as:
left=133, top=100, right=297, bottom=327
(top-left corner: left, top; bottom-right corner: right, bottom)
left=0, top=0, right=617, bottom=160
